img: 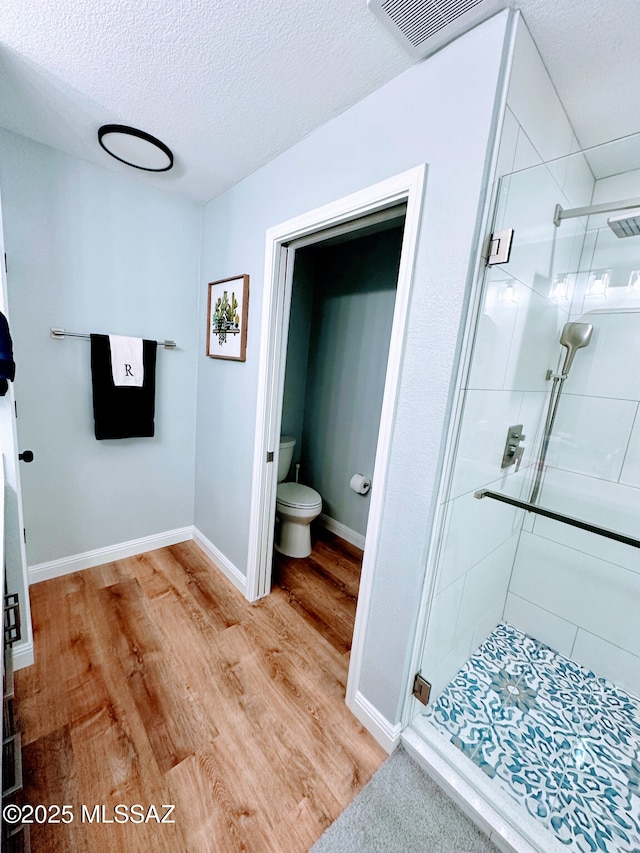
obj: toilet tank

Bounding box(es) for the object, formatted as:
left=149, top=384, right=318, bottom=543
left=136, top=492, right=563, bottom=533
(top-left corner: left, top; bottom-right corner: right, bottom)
left=278, top=436, right=296, bottom=482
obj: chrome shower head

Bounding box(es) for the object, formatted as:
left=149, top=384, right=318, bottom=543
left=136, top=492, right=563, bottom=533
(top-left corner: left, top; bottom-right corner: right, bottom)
left=607, top=209, right=640, bottom=238
left=559, top=322, right=593, bottom=376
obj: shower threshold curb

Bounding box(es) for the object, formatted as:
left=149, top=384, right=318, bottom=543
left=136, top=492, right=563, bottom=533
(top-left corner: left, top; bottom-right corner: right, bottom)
left=401, top=722, right=564, bottom=853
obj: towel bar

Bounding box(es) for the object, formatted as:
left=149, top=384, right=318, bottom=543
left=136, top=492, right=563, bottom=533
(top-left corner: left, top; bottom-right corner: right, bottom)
left=50, top=328, right=177, bottom=349
left=474, top=489, right=640, bottom=549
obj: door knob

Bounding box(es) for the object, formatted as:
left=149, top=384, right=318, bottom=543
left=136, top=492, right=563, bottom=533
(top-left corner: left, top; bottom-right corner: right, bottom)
left=18, top=450, right=34, bottom=463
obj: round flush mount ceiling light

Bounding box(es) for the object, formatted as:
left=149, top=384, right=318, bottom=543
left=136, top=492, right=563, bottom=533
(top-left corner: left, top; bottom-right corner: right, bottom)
left=97, top=124, right=173, bottom=172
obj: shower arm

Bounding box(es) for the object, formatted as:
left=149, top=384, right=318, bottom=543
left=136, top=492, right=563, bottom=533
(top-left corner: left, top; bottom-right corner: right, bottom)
left=553, top=197, right=640, bottom=226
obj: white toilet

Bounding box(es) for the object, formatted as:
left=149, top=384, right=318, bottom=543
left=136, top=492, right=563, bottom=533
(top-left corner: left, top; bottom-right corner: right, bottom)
left=275, top=436, right=322, bottom=558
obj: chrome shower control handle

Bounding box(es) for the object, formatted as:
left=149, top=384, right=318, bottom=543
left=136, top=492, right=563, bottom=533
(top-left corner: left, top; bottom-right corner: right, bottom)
left=513, top=445, right=524, bottom=472
left=501, top=424, right=526, bottom=469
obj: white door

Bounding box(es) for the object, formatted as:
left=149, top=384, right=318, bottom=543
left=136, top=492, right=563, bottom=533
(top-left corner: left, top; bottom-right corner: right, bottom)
left=0, top=191, right=33, bottom=669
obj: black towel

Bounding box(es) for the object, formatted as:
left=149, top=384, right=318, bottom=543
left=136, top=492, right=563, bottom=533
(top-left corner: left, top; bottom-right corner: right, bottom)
left=0, top=311, right=15, bottom=397
left=90, top=334, right=157, bottom=439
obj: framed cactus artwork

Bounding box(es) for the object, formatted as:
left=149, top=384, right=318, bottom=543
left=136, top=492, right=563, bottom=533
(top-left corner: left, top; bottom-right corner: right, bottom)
left=206, top=274, right=250, bottom=361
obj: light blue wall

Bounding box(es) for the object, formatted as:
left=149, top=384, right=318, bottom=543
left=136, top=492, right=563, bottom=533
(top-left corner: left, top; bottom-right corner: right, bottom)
left=297, top=228, right=402, bottom=538
left=195, top=11, right=512, bottom=723
left=0, top=10, right=514, bottom=730
left=0, top=128, right=201, bottom=565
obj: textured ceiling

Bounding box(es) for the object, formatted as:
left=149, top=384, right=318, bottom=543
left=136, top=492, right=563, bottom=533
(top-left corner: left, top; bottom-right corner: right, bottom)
left=0, top=0, right=639, bottom=203
left=512, top=0, right=640, bottom=151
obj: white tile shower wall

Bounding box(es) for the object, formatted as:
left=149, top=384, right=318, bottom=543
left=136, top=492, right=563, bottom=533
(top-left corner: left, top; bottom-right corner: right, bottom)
left=508, top=309, right=640, bottom=695
left=494, top=106, right=519, bottom=177
left=570, top=169, right=640, bottom=316
left=423, top=534, right=519, bottom=700
left=531, top=468, right=640, bottom=574
left=450, top=389, right=531, bottom=499
left=490, top=165, right=587, bottom=308
left=423, top=17, right=594, bottom=692
left=573, top=237, right=640, bottom=315
left=509, top=172, right=640, bottom=693
left=505, top=21, right=575, bottom=166
left=422, top=576, right=466, bottom=698
left=511, top=124, right=541, bottom=173
left=449, top=388, right=547, bottom=501
left=457, top=535, right=519, bottom=654
left=492, top=277, right=564, bottom=390
left=572, top=629, right=640, bottom=698
left=549, top=393, right=637, bottom=481
left=566, top=311, right=640, bottom=401
left=503, top=592, right=577, bottom=657
left=621, top=413, right=640, bottom=488
left=559, top=139, right=595, bottom=207
left=591, top=167, right=640, bottom=205
left=509, top=531, right=640, bottom=696
left=469, top=270, right=565, bottom=393
left=437, top=488, right=523, bottom=594
left=511, top=532, right=640, bottom=657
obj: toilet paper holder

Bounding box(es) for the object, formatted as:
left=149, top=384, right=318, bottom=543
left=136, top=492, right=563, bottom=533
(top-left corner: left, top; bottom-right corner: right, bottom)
left=350, top=473, right=371, bottom=495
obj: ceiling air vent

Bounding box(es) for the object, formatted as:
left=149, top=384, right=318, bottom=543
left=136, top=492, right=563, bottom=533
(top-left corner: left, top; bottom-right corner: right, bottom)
left=367, top=0, right=504, bottom=59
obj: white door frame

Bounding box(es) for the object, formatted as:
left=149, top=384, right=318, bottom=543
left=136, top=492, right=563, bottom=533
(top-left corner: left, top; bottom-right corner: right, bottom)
left=246, top=164, right=426, bottom=697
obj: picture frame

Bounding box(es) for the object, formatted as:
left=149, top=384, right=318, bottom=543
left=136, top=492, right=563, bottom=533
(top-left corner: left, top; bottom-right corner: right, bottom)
left=206, top=274, right=250, bottom=361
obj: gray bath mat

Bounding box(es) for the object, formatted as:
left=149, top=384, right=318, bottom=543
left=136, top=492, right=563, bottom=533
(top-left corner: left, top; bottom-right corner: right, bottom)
left=311, top=746, right=498, bottom=853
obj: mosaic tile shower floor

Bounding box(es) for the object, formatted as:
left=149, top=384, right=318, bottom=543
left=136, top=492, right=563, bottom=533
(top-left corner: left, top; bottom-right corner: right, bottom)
left=422, top=623, right=640, bottom=853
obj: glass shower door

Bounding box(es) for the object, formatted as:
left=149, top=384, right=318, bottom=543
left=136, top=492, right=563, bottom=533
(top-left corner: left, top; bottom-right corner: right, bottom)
left=408, top=135, right=640, bottom=853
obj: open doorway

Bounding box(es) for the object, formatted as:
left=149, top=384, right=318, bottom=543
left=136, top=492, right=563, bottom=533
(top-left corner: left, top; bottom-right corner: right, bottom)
left=246, top=166, right=426, bottom=705
left=273, top=221, right=405, bottom=656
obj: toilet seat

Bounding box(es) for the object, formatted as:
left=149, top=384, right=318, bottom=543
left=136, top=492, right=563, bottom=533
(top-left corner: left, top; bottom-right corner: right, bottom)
left=276, top=482, right=322, bottom=510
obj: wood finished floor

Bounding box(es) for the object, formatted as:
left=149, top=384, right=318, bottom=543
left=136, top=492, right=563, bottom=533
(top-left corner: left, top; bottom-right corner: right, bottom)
left=13, top=533, right=384, bottom=852
left=272, top=530, right=363, bottom=657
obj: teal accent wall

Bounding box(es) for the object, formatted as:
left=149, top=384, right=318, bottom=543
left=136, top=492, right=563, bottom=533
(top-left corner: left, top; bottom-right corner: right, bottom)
left=280, top=250, right=315, bottom=476
left=282, top=228, right=402, bottom=537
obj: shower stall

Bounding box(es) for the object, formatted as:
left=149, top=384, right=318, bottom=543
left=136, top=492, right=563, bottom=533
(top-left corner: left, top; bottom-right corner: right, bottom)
left=404, top=133, right=640, bottom=852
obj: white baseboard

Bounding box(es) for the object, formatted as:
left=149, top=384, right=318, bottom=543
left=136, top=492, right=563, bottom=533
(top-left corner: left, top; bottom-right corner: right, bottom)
left=27, top=524, right=247, bottom=600
left=11, top=640, right=34, bottom=670
left=28, top=526, right=194, bottom=585
left=319, top=513, right=365, bottom=550
left=192, top=527, right=247, bottom=596
left=348, top=689, right=402, bottom=754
